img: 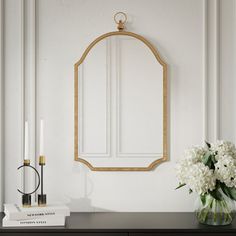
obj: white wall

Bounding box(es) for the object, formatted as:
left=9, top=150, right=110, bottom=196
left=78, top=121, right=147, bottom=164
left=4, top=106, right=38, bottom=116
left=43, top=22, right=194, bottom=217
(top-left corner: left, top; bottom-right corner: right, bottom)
left=1, top=0, right=236, bottom=212
left=0, top=0, right=4, bottom=212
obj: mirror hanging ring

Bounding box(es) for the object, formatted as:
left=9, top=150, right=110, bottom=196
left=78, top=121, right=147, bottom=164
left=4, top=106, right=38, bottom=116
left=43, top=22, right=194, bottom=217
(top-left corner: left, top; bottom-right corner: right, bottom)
left=114, top=12, right=127, bottom=31
left=74, top=12, right=168, bottom=171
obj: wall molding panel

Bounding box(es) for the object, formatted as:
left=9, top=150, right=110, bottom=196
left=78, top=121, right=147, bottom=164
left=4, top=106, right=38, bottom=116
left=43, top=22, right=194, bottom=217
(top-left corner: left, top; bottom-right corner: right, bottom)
left=115, top=37, right=163, bottom=158
left=0, top=0, right=4, bottom=211
left=215, top=0, right=220, bottom=141
left=21, top=0, right=36, bottom=195
left=4, top=0, right=22, bottom=205
left=3, top=0, right=36, bottom=205
left=218, top=0, right=236, bottom=142
left=20, top=0, right=25, bottom=165
left=20, top=0, right=25, bottom=193
left=205, top=0, right=221, bottom=143
left=78, top=39, right=111, bottom=157
left=202, top=0, right=207, bottom=142
left=24, top=0, right=36, bottom=177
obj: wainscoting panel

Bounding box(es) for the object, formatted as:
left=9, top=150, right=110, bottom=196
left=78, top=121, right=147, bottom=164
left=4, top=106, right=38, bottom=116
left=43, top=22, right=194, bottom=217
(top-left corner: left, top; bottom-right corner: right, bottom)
left=3, top=0, right=24, bottom=207
left=219, top=0, right=236, bottom=142
left=0, top=0, right=4, bottom=212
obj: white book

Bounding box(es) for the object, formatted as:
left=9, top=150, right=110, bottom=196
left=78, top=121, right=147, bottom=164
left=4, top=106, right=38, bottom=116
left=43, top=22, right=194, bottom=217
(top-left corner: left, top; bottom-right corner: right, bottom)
left=2, top=216, right=65, bottom=227
left=4, top=203, right=70, bottom=220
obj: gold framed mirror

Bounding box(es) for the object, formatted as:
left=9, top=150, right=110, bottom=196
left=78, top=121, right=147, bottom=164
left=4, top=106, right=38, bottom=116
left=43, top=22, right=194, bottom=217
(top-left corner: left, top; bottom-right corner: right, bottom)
left=74, top=12, right=167, bottom=171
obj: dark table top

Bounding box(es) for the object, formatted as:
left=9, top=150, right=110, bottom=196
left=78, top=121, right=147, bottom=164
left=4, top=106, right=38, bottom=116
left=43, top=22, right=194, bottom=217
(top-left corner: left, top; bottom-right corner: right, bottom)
left=1, top=212, right=236, bottom=233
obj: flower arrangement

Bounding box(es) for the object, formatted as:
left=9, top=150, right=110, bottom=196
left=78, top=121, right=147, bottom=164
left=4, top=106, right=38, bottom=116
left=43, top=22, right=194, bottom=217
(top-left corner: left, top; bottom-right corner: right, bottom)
left=176, top=140, right=236, bottom=225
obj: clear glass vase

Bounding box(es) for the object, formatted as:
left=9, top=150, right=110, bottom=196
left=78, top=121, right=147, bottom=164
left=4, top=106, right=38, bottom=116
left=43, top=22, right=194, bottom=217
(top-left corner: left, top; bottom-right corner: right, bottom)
left=195, top=192, right=236, bottom=225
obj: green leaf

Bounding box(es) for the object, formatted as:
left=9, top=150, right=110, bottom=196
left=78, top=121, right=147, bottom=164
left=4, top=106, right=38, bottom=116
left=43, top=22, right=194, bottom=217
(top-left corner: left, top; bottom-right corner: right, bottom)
left=209, top=189, right=223, bottom=200
left=175, top=183, right=186, bottom=190
left=202, top=152, right=214, bottom=169
left=220, top=182, right=236, bottom=201
left=200, top=194, right=206, bottom=205
left=202, top=152, right=211, bottom=165
left=220, top=182, right=231, bottom=198
left=205, top=141, right=211, bottom=149
left=228, top=188, right=236, bottom=200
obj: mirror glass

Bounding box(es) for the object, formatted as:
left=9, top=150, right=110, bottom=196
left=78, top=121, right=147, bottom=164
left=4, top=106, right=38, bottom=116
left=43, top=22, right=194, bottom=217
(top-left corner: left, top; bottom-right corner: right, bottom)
left=75, top=34, right=167, bottom=170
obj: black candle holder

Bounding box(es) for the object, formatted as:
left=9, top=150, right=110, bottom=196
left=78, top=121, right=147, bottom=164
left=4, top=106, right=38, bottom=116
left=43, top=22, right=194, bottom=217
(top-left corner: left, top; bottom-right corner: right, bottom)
left=17, top=159, right=40, bottom=207
left=38, top=156, right=47, bottom=206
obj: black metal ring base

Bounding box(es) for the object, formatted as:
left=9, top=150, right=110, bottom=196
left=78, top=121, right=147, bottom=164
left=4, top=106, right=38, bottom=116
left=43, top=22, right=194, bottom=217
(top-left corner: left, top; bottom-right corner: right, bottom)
left=38, top=194, right=47, bottom=206
left=17, top=164, right=40, bottom=195
left=22, top=194, right=31, bottom=207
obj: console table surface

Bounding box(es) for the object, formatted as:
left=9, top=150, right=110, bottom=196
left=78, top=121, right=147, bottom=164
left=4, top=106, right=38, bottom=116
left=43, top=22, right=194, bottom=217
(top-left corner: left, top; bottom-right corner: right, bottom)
left=1, top=212, right=236, bottom=234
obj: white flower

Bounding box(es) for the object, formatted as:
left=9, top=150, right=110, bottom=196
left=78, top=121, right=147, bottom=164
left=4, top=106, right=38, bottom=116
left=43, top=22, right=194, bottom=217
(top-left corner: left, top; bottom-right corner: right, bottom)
left=176, top=160, right=215, bottom=195
left=183, top=146, right=207, bottom=162
left=176, top=158, right=194, bottom=184
left=176, top=146, right=207, bottom=189
left=176, top=141, right=236, bottom=195
left=215, top=155, right=236, bottom=188
left=211, top=140, right=236, bottom=160
left=186, top=163, right=215, bottom=195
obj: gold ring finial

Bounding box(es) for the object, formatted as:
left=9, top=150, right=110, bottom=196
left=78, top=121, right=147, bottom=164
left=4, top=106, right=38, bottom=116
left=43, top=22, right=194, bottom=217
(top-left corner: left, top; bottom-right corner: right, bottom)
left=114, top=12, right=127, bottom=31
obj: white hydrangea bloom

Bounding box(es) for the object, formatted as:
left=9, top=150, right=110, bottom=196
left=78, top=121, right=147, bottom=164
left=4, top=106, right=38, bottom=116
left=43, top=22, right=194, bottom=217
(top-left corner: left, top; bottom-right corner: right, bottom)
left=215, top=155, right=236, bottom=188
left=183, top=146, right=207, bottom=162
left=176, top=146, right=205, bottom=184
left=176, top=158, right=215, bottom=195
left=185, top=163, right=216, bottom=195
left=176, top=141, right=236, bottom=195
left=211, top=140, right=236, bottom=160
left=176, top=158, right=194, bottom=184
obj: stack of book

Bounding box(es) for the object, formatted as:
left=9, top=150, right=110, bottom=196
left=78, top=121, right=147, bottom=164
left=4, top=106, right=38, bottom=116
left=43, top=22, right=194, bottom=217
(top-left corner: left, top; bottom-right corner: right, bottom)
left=2, top=203, right=70, bottom=227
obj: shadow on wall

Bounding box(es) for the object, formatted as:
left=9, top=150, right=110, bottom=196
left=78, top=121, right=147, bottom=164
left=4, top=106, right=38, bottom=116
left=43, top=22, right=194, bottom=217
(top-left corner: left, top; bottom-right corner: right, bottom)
left=67, top=164, right=112, bottom=212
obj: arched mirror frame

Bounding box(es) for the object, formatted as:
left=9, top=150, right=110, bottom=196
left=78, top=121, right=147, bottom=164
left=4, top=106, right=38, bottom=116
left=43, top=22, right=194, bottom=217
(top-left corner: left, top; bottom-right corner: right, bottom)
left=74, top=29, right=167, bottom=171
